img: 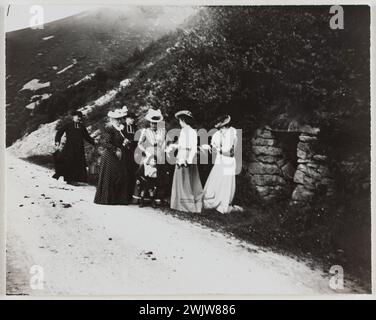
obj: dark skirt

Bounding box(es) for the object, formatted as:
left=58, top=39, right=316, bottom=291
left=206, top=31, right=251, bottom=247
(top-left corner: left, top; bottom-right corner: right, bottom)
left=94, top=150, right=129, bottom=205
left=52, top=150, right=67, bottom=180
left=54, top=142, right=88, bottom=183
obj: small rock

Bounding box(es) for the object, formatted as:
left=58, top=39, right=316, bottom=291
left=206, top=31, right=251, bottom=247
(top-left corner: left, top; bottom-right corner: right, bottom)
left=253, top=155, right=277, bottom=164
left=313, top=154, right=327, bottom=162
left=291, top=185, right=315, bottom=201
left=252, top=145, right=283, bottom=156
left=249, top=162, right=281, bottom=175
left=255, top=128, right=274, bottom=139
left=299, top=134, right=318, bottom=142
left=297, top=141, right=315, bottom=154
left=255, top=186, right=272, bottom=197
left=299, top=125, right=320, bottom=135
left=19, top=204, right=23, bottom=207
left=108, top=238, right=112, bottom=241
left=297, top=149, right=311, bottom=160
left=252, top=137, right=278, bottom=147
left=251, top=174, right=287, bottom=186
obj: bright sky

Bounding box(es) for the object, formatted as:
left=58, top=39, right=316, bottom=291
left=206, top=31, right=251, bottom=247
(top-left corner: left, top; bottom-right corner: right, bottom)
left=6, top=4, right=101, bottom=32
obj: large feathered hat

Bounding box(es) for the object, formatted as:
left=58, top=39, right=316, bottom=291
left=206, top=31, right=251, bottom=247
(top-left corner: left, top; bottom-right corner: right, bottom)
left=107, top=108, right=128, bottom=119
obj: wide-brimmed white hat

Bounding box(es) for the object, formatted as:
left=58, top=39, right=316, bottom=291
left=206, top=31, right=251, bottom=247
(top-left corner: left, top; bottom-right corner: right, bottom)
left=121, top=105, right=128, bottom=114
left=214, top=115, right=231, bottom=128
left=107, top=108, right=127, bottom=119
left=175, top=110, right=193, bottom=119
left=145, top=108, right=164, bottom=123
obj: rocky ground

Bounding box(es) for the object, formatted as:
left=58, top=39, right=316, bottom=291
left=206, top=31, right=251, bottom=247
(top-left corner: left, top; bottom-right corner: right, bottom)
left=6, top=153, right=362, bottom=296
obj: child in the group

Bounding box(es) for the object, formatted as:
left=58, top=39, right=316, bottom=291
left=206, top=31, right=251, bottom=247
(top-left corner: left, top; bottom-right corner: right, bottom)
left=134, top=156, right=160, bottom=208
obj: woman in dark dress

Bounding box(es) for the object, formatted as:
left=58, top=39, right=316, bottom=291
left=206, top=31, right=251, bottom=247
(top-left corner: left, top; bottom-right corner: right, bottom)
left=120, top=110, right=137, bottom=203
left=54, top=111, right=96, bottom=184
left=94, top=108, right=131, bottom=205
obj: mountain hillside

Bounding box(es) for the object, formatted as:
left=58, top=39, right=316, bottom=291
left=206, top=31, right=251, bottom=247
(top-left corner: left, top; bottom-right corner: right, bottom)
left=8, top=6, right=371, bottom=289
left=6, top=6, right=195, bottom=145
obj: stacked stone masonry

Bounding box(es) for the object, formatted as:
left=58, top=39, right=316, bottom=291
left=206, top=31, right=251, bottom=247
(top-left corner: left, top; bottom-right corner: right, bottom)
left=249, top=127, right=295, bottom=202
left=249, top=126, right=335, bottom=204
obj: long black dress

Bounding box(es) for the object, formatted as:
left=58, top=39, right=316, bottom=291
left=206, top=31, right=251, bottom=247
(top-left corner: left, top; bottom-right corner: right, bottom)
left=94, top=125, right=132, bottom=205
left=54, top=122, right=95, bottom=183
left=123, top=124, right=137, bottom=202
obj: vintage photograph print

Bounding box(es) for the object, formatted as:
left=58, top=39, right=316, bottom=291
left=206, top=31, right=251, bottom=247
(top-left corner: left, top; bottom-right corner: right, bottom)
left=5, top=4, right=371, bottom=295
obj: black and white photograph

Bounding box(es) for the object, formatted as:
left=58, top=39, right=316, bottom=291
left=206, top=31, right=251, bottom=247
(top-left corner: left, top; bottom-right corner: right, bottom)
left=2, top=2, right=373, bottom=297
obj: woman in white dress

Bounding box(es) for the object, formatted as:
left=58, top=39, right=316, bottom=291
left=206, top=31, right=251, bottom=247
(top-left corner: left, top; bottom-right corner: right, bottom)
left=203, top=115, right=238, bottom=214
left=169, top=110, right=203, bottom=213
left=137, top=108, right=166, bottom=164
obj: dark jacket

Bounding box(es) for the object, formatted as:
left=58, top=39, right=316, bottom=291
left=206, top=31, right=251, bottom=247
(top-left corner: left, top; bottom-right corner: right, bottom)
left=54, top=121, right=95, bottom=182
left=94, top=124, right=136, bottom=205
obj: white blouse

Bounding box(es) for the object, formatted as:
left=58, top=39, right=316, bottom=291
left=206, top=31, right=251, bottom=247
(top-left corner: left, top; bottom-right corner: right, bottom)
left=211, top=127, right=237, bottom=155
left=138, top=127, right=166, bottom=158
left=177, top=125, right=198, bottom=165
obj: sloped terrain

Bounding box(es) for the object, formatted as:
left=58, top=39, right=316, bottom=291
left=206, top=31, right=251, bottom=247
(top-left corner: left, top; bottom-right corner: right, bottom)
left=6, top=6, right=195, bottom=145
left=7, top=6, right=371, bottom=290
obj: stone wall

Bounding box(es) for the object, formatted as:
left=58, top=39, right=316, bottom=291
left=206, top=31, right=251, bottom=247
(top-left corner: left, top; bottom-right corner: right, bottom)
left=291, top=131, right=335, bottom=204
left=249, top=127, right=296, bottom=202
left=249, top=125, right=335, bottom=204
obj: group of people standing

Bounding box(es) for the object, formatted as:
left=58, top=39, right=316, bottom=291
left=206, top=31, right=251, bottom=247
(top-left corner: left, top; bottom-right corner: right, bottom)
left=53, top=106, right=239, bottom=214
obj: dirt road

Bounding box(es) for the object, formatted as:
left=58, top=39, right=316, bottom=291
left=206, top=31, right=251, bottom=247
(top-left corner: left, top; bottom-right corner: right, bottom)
left=6, top=153, right=356, bottom=296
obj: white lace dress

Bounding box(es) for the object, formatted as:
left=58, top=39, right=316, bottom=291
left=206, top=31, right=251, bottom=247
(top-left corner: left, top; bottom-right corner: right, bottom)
left=203, top=126, right=237, bottom=213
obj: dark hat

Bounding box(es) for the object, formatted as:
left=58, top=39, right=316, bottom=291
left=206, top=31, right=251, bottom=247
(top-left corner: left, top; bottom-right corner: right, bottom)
left=126, top=112, right=136, bottom=119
